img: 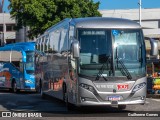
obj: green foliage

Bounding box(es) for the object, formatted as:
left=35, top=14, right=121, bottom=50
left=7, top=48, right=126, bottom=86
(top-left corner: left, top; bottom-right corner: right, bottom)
left=9, top=0, right=101, bottom=38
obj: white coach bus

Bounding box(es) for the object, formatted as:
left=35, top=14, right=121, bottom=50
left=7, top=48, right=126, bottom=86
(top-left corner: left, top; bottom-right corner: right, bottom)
left=35, top=17, right=158, bottom=110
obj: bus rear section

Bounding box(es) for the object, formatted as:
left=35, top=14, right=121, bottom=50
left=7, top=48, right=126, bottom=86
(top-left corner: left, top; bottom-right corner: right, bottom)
left=0, top=62, right=23, bottom=92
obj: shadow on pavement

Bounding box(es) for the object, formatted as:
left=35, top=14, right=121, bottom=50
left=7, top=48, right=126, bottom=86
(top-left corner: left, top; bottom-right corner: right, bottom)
left=0, top=89, right=133, bottom=117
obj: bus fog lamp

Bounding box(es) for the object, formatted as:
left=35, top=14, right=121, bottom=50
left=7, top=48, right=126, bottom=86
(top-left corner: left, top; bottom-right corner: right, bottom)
left=81, top=97, right=85, bottom=102
left=132, top=82, right=146, bottom=93
left=141, top=96, right=145, bottom=100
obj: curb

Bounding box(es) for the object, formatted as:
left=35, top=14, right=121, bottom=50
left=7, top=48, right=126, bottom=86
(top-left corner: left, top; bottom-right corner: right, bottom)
left=147, top=94, right=160, bottom=98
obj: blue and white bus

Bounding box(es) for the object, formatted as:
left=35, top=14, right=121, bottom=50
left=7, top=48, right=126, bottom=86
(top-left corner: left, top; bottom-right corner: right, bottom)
left=0, top=42, right=37, bottom=92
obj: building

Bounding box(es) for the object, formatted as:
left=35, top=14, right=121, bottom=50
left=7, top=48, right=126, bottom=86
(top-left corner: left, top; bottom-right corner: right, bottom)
left=0, top=13, right=16, bottom=46
left=0, top=13, right=30, bottom=46
left=100, top=8, right=160, bottom=40
left=17, top=8, right=160, bottom=43
left=1, top=8, right=160, bottom=45
left=16, top=26, right=30, bottom=42
left=0, top=0, right=27, bottom=45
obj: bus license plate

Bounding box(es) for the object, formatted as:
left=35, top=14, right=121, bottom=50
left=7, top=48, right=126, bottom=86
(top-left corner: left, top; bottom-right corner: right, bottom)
left=108, top=96, right=120, bottom=101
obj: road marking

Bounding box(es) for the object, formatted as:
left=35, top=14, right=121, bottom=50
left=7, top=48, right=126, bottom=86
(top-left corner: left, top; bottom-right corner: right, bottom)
left=150, top=98, right=160, bottom=102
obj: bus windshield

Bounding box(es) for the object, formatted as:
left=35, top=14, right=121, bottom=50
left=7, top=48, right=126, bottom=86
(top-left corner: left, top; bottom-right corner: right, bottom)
left=26, top=51, right=35, bottom=74
left=78, top=29, right=145, bottom=79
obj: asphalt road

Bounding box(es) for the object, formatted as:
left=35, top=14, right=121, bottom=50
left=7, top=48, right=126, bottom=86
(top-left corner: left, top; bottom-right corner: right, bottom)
left=0, top=89, right=160, bottom=120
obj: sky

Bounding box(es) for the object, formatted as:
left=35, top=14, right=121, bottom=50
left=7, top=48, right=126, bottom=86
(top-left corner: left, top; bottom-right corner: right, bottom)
left=94, top=0, right=160, bottom=10
left=3, top=0, right=10, bottom=13
left=2, top=0, right=160, bottom=13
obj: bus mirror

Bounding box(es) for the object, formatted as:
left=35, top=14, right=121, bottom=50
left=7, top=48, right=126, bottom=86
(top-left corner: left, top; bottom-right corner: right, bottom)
left=150, top=38, right=159, bottom=56
left=72, top=40, right=80, bottom=58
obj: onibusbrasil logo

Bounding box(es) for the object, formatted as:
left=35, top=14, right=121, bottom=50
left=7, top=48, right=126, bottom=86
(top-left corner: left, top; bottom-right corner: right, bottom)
left=1, top=112, right=42, bottom=117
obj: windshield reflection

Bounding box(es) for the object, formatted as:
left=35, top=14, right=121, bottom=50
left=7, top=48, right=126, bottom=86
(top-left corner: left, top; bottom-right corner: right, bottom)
left=26, top=51, right=35, bottom=74
left=78, top=29, right=145, bottom=79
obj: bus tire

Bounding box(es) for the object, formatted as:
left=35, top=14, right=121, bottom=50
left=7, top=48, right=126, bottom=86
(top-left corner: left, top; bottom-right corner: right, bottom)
left=41, top=93, right=46, bottom=99
left=62, top=84, right=73, bottom=110
left=36, top=82, right=41, bottom=93
left=66, top=96, right=73, bottom=111
left=36, top=87, right=40, bottom=93
left=63, top=83, right=67, bottom=102
left=40, top=80, right=45, bottom=99
left=12, top=80, right=19, bottom=93
left=65, top=92, right=74, bottom=111
left=41, top=88, right=45, bottom=99
left=118, top=105, right=126, bottom=110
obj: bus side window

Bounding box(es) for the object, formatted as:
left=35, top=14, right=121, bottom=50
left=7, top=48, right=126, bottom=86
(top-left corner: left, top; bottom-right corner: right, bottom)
left=12, top=61, right=20, bottom=69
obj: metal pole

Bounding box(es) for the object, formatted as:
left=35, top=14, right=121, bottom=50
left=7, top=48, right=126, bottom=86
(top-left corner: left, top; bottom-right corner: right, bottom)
left=3, top=11, right=5, bottom=45
left=139, top=0, right=142, bottom=25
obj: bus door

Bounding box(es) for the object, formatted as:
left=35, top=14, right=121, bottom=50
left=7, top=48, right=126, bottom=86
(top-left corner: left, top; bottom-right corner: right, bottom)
left=19, top=61, right=25, bottom=89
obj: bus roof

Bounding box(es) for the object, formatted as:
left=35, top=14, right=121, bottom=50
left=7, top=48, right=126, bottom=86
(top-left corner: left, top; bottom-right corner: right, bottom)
left=44, top=17, right=141, bottom=34
left=71, top=17, right=141, bottom=29
left=0, top=42, right=35, bottom=52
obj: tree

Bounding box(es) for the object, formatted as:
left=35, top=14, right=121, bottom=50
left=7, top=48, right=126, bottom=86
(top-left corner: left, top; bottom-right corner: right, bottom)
left=9, top=0, right=101, bottom=38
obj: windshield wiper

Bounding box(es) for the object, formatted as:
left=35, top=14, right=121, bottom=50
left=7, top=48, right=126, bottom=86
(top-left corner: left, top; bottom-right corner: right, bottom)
left=115, top=46, right=132, bottom=80
left=95, top=56, right=111, bottom=81
left=117, top=57, right=132, bottom=80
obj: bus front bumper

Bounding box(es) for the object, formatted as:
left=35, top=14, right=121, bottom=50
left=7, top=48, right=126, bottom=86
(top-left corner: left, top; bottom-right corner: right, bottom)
left=76, top=86, right=146, bottom=106
left=76, top=98, right=146, bottom=106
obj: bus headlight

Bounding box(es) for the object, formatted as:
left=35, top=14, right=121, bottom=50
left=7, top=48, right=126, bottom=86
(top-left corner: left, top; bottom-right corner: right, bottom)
left=79, top=83, right=94, bottom=92
left=132, top=82, right=146, bottom=93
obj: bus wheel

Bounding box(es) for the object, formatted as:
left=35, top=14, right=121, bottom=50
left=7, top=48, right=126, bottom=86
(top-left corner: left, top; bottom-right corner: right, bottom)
left=12, top=81, right=18, bottom=93
left=118, top=105, right=126, bottom=110
left=62, top=85, right=74, bottom=110
left=41, top=92, right=45, bottom=99
left=63, top=84, right=67, bottom=102
left=36, top=85, right=41, bottom=93
left=40, top=86, right=45, bottom=99
left=65, top=93, right=74, bottom=111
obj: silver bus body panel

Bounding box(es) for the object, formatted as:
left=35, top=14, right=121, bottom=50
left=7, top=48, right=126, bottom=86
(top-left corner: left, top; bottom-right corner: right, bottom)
left=36, top=17, right=146, bottom=107
left=71, top=17, right=141, bottom=29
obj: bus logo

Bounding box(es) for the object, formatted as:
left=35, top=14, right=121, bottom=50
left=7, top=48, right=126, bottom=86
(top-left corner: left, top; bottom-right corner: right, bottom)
left=117, top=84, right=129, bottom=90
left=2, top=112, right=11, bottom=117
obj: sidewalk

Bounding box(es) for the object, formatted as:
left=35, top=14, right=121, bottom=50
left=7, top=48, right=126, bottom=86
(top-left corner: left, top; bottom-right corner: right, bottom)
left=147, top=94, right=160, bottom=98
